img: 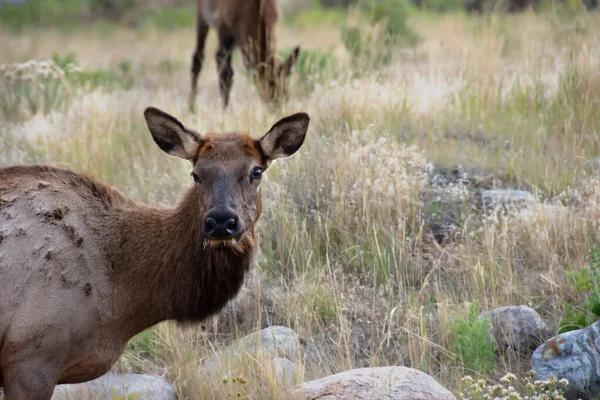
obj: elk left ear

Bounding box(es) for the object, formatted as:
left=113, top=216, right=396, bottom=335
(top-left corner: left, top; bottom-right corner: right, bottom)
left=260, top=112, right=309, bottom=161
left=280, top=46, right=300, bottom=77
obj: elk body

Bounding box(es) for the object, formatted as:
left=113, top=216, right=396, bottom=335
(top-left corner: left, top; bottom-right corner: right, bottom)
left=0, top=108, right=309, bottom=400
left=189, top=0, right=301, bottom=110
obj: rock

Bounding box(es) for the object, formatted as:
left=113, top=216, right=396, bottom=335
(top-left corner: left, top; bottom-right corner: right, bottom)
left=51, top=373, right=177, bottom=400
left=271, top=357, right=299, bottom=385
left=298, top=366, right=455, bottom=400
left=532, top=320, right=600, bottom=399
left=480, top=305, right=550, bottom=352
left=204, top=326, right=300, bottom=370
left=481, top=189, right=535, bottom=207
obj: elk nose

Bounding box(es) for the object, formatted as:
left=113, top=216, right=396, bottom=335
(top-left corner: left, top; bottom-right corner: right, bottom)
left=204, top=212, right=239, bottom=240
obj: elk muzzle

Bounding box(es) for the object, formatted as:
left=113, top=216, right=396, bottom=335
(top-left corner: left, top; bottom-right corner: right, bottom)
left=203, top=209, right=244, bottom=241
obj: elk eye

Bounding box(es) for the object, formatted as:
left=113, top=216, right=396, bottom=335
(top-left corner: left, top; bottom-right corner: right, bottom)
left=191, top=172, right=201, bottom=183
left=251, top=167, right=263, bottom=181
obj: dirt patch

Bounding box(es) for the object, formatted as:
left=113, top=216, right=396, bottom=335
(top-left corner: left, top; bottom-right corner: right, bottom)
left=62, top=224, right=84, bottom=247
left=41, top=206, right=70, bottom=221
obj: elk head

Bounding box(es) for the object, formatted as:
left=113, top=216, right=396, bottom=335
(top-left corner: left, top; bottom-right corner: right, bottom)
left=255, top=46, right=301, bottom=106
left=143, top=107, right=309, bottom=251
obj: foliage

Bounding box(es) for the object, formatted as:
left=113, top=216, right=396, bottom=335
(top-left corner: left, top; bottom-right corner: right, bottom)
left=284, top=4, right=346, bottom=27
left=126, top=327, right=159, bottom=359
left=558, top=247, right=600, bottom=333
left=291, top=48, right=339, bottom=90
left=0, top=0, right=194, bottom=30
left=222, top=377, right=248, bottom=400
left=361, top=0, right=419, bottom=40
left=0, top=54, right=134, bottom=121
left=89, top=0, right=135, bottom=18
left=448, top=302, right=497, bottom=375
left=339, top=0, right=419, bottom=70
left=0, top=59, right=71, bottom=120
left=143, top=4, right=195, bottom=30
left=0, top=0, right=85, bottom=31
left=459, top=372, right=569, bottom=400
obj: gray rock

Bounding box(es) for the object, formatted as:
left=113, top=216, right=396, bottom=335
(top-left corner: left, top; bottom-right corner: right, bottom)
left=204, top=326, right=300, bottom=370
left=480, top=305, right=550, bottom=352
left=298, top=366, right=456, bottom=400
left=533, top=320, right=600, bottom=399
left=51, top=373, right=177, bottom=400
left=481, top=189, right=535, bottom=207
left=271, top=357, right=299, bottom=385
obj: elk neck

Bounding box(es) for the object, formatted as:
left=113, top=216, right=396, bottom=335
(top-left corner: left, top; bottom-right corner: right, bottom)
left=111, top=185, right=256, bottom=337
left=242, top=16, right=276, bottom=80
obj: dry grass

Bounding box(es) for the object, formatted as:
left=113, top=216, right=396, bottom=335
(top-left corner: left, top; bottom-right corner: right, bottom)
left=1, top=8, right=600, bottom=399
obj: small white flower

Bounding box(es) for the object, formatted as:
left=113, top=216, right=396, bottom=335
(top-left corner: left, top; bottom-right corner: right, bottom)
left=558, top=378, right=568, bottom=387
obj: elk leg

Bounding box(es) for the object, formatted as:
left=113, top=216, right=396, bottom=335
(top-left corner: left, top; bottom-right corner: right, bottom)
left=216, top=34, right=235, bottom=109
left=1, top=362, right=56, bottom=400
left=189, top=18, right=209, bottom=113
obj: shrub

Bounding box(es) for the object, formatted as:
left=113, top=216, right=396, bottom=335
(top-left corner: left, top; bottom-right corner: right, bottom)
left=89, top=0, right=136, bottom=20
left=448, top=302, right=497, bottom=374
left=0, top=0, right=84, bottom=31
left=0, top=59, right=72, bottom=120
left=339, top=0, right=419, bottom=70
left=144, top=4, right=195, bottom=30
left=0, top=54, right=136, bottom=121
left=291, top=48, right=339, bottom=90
left=362, top=0, right=418, bottom=41
left=558, top=247, right=600, bottom=333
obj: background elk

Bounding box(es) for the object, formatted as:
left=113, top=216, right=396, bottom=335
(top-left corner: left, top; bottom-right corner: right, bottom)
left=189, top=0, right=301, bottom=110
left=0, top=107, right=309, bottom=400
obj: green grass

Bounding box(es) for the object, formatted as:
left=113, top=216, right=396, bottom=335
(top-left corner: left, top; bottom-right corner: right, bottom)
left=0, top=0, right=84, bottom=31
left=283, top=4, right=347, bottom=28
left=448, top=302, right=497, bottom=375
left=559, top=247, right=600, bottom=333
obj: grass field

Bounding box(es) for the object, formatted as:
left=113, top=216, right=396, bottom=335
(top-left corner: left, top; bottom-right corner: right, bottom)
left=1, top=3, right=600, bottom=399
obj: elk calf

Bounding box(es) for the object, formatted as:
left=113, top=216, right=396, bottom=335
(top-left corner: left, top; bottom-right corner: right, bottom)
left=0, top=108, right=309, bottom=400
left=189, top=0, right=301, bottom=110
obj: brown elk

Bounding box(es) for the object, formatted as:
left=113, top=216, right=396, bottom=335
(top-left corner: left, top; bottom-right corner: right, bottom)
left=0, top=107, right=309, bottom=400
left=189, top=0, right=301, bottom=110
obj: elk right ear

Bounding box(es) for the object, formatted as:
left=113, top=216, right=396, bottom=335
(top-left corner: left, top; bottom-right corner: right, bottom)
left=260, top=112, right=309, bottom=161
left=144, top=107, right=200, bottom=160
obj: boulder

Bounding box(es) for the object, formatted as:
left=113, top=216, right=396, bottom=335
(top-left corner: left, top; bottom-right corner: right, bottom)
left=204, top=326, right=300, bottom=370
left=51, top=373, right=177, bottom=400
left=271, top=357, right=299, bottom=385
left=298, top=366, right=455, bottom=400
left=533, top=320, right=600, bottom=399
left=480, top=305, right=550, bottom=352
left=481, top=189, right=535, bottom=207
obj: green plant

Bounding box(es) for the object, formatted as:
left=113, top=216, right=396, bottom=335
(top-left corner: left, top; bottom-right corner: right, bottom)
left=290, top=48, right=338, bottom=90
left=52, top=52, right=135, bottom=90
left=558, top=247, right=600, bottom=333
left=283, top=4, right=346, bottom=28
left=126, top=327, right=159, bottom=359
left=448, top=302, right=497, bottom=375
left=339, top=0, right=419, bottom=70
left=0, top=0, right=84, bottom=31
left=0, top=59, right=74, bottom=120
left=222, top=377, right=248, bottom=399
left=144, top=5, right=195, bottom=30
left=362, top=0, right=419, bottom=42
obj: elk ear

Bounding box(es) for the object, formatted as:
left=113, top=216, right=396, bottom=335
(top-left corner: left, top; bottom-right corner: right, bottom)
left=280, top=46, right=300, bottom=77
left=144, top=107, right=200, bottom=160
left=260, top=112, right=309, bottom=161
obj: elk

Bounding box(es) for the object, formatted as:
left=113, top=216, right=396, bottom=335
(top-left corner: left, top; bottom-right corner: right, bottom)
left=0, top=107, right=309, bottom=400
left=189, top=0, right=301, bottom=110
